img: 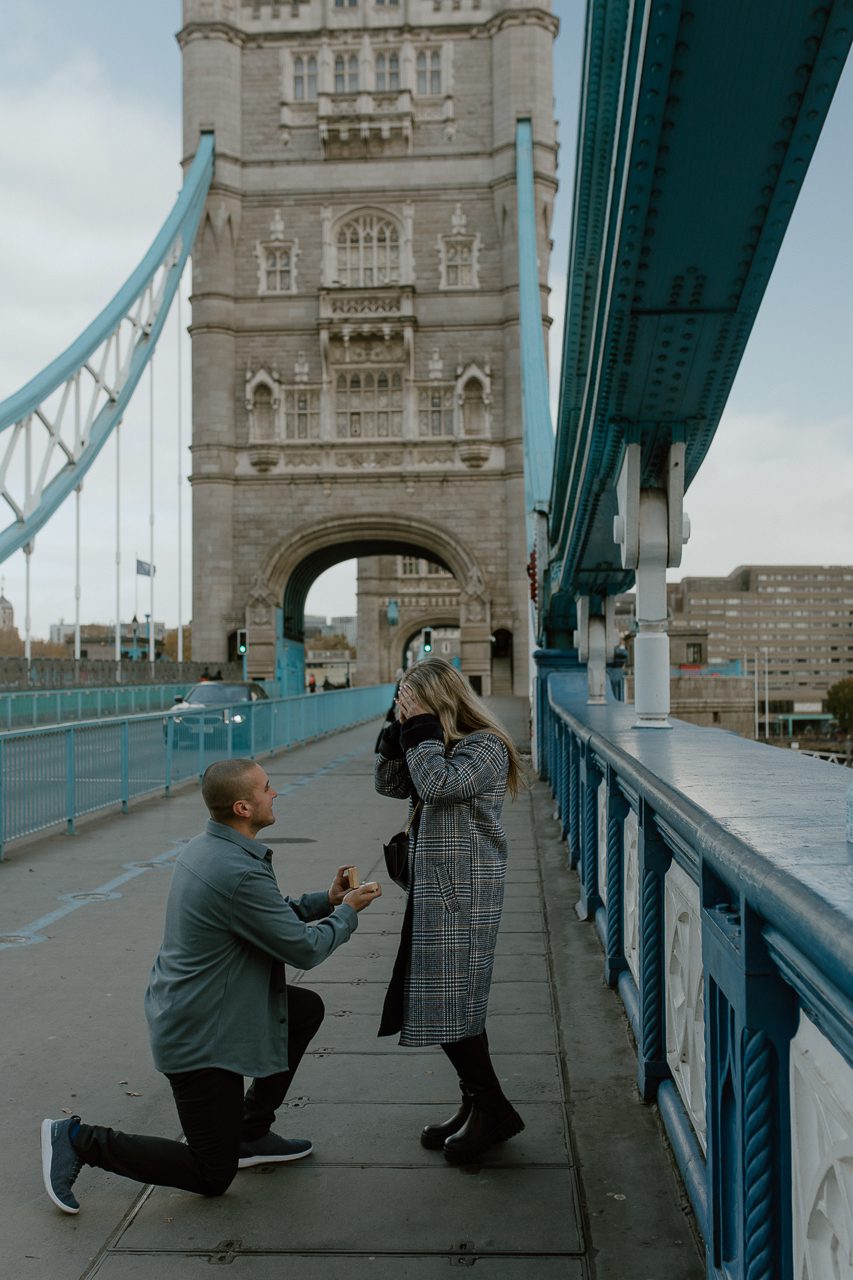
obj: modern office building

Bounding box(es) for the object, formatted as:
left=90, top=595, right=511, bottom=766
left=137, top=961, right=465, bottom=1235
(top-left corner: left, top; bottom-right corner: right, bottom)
left=668, top=565, right=853, bottom=717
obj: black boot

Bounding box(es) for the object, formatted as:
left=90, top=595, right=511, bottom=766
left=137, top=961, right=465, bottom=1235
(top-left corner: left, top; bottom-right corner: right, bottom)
left=421, top=1084, right=472, bottom=1150
left=443, top=1086, right=524, bottom=1164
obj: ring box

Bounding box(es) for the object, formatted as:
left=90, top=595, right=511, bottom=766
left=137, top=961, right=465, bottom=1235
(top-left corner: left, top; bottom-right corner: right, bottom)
left=344, top=865, right=360, bottom=888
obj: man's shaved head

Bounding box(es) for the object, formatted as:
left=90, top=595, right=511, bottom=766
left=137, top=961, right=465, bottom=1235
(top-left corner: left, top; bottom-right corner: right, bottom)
left=202, top=758, right=262, bottom=822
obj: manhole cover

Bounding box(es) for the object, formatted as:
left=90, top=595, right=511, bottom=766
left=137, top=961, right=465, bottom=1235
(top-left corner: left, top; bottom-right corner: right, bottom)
left=67, top=892, right=113, bottom=902
left=0, top=934, right=31, bottom=945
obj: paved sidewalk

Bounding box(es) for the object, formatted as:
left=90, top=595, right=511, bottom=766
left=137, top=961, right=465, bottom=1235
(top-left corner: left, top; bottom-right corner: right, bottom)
left=1, top=708, right=702, bottom=1279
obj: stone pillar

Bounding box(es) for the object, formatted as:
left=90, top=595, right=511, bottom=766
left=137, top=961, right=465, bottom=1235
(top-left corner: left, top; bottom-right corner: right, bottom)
left=181, top=6, right=244, bottom=663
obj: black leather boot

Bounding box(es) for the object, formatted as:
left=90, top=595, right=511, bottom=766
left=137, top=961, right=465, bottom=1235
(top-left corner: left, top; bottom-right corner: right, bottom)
left=421, top=1085, right=472, bottom=1150
left=443, top=1086, right=524, bottom=1164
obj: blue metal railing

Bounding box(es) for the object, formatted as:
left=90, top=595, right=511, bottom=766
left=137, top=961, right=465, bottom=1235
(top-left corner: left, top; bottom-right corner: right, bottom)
left=0, top=683, right=394, bottom=858
left=535, top=655, right=853, bottom=1279
left=0, top=682, right=201, bottom=729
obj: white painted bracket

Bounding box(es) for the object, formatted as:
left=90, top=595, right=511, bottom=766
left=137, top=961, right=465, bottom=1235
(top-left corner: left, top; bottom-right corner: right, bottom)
left=613, top=441, right=692, bottom=728
left=574, top=595, right=618, bottom=704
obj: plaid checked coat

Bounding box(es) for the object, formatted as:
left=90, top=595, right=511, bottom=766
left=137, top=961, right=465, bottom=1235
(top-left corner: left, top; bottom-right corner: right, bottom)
left=375, top=729, right=509, bottom=1046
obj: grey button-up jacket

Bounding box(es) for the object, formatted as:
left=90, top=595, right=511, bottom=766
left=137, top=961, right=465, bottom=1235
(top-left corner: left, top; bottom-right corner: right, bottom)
left=144, top=820, right=357, bottom=1076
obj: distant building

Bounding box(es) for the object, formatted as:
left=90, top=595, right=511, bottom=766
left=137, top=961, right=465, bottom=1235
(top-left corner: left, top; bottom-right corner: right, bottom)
left=330, top=615, right=357, bottom=647
left=668, top=566, right=853, bottom=725
left=304, top=614, right=328, bottom=638
left=0, top=591, right=14, bottom=631
left=50, top=620, right=167, bottom=661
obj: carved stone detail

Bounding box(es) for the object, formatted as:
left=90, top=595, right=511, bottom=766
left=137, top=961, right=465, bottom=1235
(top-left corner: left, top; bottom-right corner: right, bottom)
left=664, top=859, right=706, bottom=1150
left=790, top=1010, right=853, bottom=1280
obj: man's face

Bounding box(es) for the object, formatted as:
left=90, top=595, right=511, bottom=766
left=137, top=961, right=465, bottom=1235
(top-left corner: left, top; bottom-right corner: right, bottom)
left=244, top=766, right=277, bottom=831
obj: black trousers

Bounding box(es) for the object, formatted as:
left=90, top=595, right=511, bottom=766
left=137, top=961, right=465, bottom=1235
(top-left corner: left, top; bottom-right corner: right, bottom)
left=72, top=985, right=324, bottom=1197
left=440, top=1030, right=500, bottom=1092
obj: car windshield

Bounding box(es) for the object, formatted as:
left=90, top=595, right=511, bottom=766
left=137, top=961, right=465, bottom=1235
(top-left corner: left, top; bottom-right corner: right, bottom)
left=182, top=684, right=252, bottom=705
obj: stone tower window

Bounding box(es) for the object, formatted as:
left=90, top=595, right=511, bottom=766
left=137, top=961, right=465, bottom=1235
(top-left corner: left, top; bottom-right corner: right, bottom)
left=293, top=55, right=317, bottom=101
left=417, top=386, right=454, bottom=437
left=336, top=369, right=403, bottom=437
left=375, top=52, right=400, bottom=92
left=334, top=54, right=360, bottom=93
left=336, top=214, right=400, bottom=286
left=251, top=384, right=276, bottom=443
left=283, top=388, right=320, bottom=440
left=437, top=205, right=480, bottom=291
left=461, top=379, right=486, bottom=436
left=416, top=50, right=442, bottom=96
left=255, top=211, right=299, bottom=297
left=265, top=246, right=292, bottom=293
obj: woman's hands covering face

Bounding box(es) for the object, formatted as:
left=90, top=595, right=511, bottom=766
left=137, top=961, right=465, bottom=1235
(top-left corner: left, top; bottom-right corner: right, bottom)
left=395, top=683, right=430, bottom=722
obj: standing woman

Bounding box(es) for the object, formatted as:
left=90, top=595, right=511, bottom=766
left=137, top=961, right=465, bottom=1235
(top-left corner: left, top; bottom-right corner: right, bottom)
left=375, top=656, right=524, bottom=1163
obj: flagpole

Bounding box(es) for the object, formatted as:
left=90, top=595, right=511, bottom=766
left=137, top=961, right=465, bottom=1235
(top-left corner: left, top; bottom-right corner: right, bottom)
left=115, top=421, right=121, bottom=683
left=149, top=358, right=155, bottom=674
left=177, top=286, right=184, bottom=666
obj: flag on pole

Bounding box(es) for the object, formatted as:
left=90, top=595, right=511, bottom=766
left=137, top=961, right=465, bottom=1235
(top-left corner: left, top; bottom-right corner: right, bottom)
left=136, top=559, right=156, bottom=577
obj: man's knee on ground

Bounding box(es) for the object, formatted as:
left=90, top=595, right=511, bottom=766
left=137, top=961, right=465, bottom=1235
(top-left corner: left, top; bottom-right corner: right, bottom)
left=198, top=1162, right=238, bottom=1197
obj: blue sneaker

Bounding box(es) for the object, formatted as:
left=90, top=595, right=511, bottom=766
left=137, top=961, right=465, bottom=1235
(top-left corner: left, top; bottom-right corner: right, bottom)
left=237, top=1132, right=313, bottom=1168
left=41, top=1116, right=83, bottom=1213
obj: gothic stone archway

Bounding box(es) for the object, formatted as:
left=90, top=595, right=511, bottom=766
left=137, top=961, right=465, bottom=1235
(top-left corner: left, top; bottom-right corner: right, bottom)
left=250, top=514, right=496, bottom=692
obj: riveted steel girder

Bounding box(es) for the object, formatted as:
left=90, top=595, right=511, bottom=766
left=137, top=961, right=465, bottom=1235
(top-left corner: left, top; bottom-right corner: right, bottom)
left=547, top=0, right=852, bottom=632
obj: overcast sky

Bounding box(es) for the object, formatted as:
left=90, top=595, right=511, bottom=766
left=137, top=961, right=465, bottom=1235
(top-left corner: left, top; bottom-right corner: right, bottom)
left=0, top=2, right=850, bottom=637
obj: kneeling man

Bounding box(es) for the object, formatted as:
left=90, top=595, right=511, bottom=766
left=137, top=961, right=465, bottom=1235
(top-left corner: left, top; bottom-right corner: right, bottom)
left=41, top=758, right=380, bottom=1212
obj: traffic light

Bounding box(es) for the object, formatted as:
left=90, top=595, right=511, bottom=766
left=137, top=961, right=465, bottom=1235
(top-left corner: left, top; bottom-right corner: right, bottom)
left=236, top=628, right=248, bottom=656
left=423, top=627, right=433, bottom=653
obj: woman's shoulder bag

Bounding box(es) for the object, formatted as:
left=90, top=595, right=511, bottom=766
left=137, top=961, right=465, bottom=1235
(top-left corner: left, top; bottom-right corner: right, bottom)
left=383, top=800, right=422, bottom=891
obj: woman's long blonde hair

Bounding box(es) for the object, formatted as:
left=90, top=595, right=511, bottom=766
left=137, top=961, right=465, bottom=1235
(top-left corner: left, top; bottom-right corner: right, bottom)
left=400, top=657, right=522, bottom=797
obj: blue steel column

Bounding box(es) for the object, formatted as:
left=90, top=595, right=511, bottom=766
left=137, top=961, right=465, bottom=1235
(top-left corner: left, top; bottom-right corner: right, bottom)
left=533, top=650, right=580, bottom=781
left=567, top=738, right=580, bottom=869
left=636, top=801, right=670, bottom=1100
left=576, top=748, right=602, bottom=921
left=702, top=867, right=796, bottom=1280
left=604, top=772, right=629, bottom=987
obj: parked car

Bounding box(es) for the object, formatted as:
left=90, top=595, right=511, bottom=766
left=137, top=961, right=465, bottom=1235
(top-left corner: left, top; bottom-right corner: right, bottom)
left=163, top=682, right=269, bottom=750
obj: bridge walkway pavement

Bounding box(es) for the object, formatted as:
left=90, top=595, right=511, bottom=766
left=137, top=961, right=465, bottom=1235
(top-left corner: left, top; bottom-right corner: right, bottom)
left=0, top=702, right=703, bottom=1279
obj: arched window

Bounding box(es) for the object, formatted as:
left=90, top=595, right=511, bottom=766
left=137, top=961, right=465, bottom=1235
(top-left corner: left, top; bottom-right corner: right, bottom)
left=348, top=54, right=359, bottom=92
left=264, top=246, right=291, bottom=293
left=376, top=51, right=399, bottom=92
left=293, top=56, right=318, bottom=103
left=335, top=213, right=400, bottom=286
left=334, top=55, right=345, bottom=93
left=252, top=385, right=274, bottom=443
left=336, top=368, right=403, bottom=437
left=461, top=379, right=486, bottom=436
left=416, top=50, right=441, bottom=95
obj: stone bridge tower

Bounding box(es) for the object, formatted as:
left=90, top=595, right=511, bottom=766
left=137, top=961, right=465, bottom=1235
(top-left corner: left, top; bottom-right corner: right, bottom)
left=181, top=0, right=557, bottom=694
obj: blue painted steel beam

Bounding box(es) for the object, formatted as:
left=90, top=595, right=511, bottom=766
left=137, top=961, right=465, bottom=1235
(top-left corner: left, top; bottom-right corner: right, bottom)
left=0, top=133, right=215, bottom=561
left=515, top=119, right=555, bottom=547
left=547, top=1, right=853, bottom=631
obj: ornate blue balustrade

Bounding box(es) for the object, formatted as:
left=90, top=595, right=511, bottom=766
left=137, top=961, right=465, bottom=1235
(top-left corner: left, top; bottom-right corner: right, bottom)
left=536, top=655, right=853, bottom=1280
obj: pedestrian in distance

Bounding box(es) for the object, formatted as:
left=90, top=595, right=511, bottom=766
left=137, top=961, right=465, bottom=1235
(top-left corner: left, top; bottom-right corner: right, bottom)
left=308, top=673, right=317, bottom=694
left=41, top=758, right=381, bottom=1214
left=374, top=656, right=524, bottom=1163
